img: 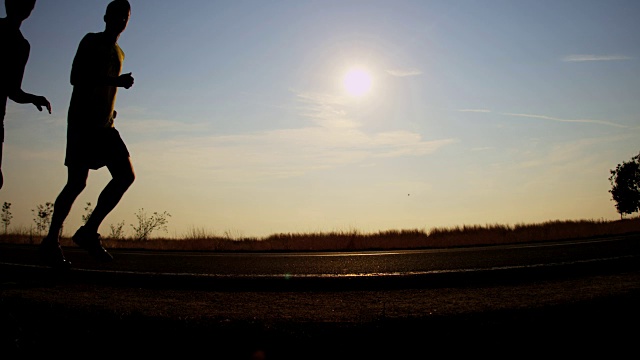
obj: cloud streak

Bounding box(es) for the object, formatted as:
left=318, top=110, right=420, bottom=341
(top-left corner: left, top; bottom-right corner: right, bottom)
left=457, top=109, right=627, bottom=128
left=457, top=109, right=491, bottom=113
left=386, top=68, right=423, bottom=77
left=562, top=54, right=632, bottom=62
left=501, top=113, right=628, bottom=128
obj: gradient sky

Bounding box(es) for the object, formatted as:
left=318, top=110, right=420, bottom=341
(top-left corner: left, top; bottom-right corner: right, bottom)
left=2, top=0, right=639, bottom=239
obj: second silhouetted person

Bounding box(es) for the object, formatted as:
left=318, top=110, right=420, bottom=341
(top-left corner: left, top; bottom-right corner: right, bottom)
left=39, top=0, right=135, bottom=268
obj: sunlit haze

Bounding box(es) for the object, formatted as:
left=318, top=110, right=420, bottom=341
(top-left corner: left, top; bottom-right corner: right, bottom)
left=2, top=1, right=639, bottom=239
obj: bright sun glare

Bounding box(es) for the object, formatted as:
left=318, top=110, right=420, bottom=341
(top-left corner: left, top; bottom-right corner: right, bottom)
left=343, top=68, right=372, bottom=97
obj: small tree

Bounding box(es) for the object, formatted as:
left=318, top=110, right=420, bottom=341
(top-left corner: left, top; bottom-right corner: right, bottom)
left=82, top=202, right=94, bottom=224
left=1, top=202, right=13, bottom=234
left=32, top=202, right=54, bottom=235
left=609, top=151, right=640, bottom=219
left=130, top=208, right=171, bottom=241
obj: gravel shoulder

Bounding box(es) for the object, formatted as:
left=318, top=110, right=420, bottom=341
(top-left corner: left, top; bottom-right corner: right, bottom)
left=2, top=268, right=639, bottom=359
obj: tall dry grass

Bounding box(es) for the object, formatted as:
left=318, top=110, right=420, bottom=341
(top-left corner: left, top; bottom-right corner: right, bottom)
left=2, top=217, right=639, bottom=252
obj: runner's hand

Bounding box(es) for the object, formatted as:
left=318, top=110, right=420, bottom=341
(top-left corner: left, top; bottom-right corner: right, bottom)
left=119, top=72, right=134, bottom=89
left=33, top=96, right=52, bottom=114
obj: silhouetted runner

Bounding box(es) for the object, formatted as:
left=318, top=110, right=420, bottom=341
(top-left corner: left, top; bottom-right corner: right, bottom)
left=40, top=0, right=135, bottom=269
left=0, top=0, right=51, bottom=190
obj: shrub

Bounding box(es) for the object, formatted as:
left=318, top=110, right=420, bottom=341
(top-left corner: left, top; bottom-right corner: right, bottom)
left=130, top=208, right=171, bottom=241
left=1, top=202, right=12, bottom=234
left=32, top=202, right=54, bottom=235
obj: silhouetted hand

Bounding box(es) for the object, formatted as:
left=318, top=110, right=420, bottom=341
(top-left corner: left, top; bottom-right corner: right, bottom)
left=33, top=96, right=52, bottom=114
left=118, top=72, right=134, bottom=89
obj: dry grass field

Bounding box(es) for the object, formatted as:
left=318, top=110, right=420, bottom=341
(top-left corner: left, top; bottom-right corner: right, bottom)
left=2, top=216, right=640, bottom=251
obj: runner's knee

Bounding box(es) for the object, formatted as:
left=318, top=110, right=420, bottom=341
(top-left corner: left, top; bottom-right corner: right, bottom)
left=117, top=170, right=135, bottom=187
left=66, top=179, right=86, bottom=194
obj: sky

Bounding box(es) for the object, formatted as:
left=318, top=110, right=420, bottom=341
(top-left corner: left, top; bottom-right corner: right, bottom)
left=2, top=0, right=639, bottom=239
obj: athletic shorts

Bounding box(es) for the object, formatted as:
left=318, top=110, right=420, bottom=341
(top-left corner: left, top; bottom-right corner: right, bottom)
left=65, top=127, right=130, bottom=170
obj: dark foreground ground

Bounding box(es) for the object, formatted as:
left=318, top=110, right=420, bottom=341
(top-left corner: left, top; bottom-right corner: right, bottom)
left=1, top=264, right=640, bottom=359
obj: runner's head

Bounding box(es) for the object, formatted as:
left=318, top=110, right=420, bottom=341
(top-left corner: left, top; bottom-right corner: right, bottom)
left=104, top=0, right=130, bottom=35
left=5, top=0, right=36, bottom=22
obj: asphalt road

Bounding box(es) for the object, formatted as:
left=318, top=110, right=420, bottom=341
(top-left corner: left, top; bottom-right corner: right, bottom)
left=1, top=234, right=639, bottom=289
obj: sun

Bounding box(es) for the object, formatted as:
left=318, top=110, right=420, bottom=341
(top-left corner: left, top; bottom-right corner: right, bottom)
left=343, top=67, right=372, bottom=97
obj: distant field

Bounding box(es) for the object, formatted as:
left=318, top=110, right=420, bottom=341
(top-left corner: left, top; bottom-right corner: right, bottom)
left=2, top=217, right=639, bottom=252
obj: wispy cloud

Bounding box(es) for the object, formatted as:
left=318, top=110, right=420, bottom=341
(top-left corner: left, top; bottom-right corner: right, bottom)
left=293, top=90, right=457, bottom=158
left=562, top=54, right=632, bottom=62
left=386, top=68, right=422, bottom=77
left=133, top=91, right=456, bottom=182
left=295, top=92, right=357, bottom=128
